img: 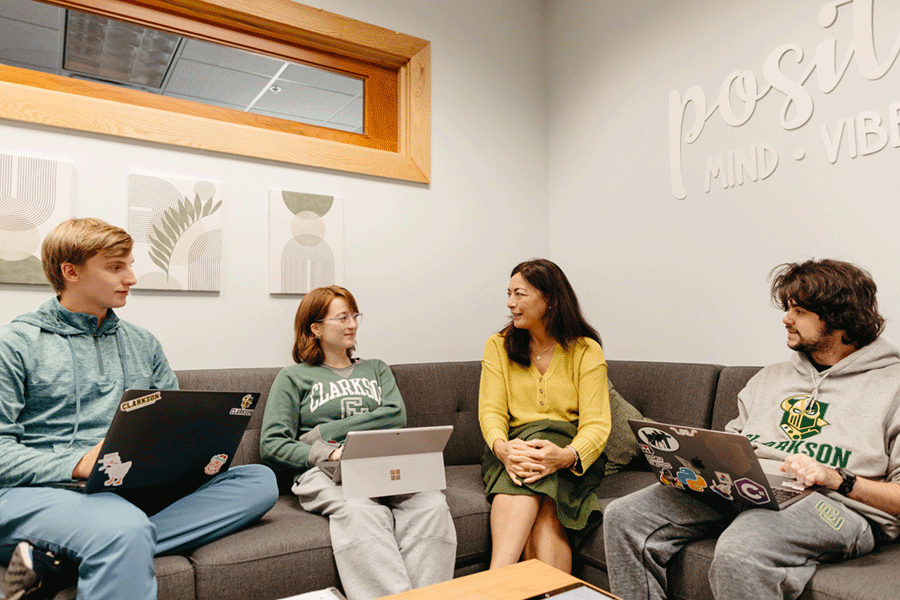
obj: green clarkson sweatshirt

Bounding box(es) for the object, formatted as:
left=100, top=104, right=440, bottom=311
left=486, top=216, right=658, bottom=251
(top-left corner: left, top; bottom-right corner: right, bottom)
left=260, top=359, right=406, bottom=482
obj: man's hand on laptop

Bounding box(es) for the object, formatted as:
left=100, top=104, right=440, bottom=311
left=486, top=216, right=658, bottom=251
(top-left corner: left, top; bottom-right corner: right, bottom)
left=72, top=438, right=105, bottom=479
left=328, top=446, right=344, bottom=462
left=780, top=454, right=841, bottom=490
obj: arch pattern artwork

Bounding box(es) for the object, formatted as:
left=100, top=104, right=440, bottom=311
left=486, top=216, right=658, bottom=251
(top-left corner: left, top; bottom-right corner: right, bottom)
left=188, top=229, right=222, bottom=291
left=128, top=173, right=223, bottom=292
left=128, top=175, right=183, bottom=243
left=269, top=190, right=343, bottom=294
left=0, top=154, right=72, bottom=285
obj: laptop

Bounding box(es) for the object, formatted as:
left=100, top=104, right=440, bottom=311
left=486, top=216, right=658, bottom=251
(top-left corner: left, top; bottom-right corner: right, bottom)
left=319, top=425, right=453, bottom=499
left=628, top=419, right=821, bottom=510
left=49, top=389, right=259, bottom=493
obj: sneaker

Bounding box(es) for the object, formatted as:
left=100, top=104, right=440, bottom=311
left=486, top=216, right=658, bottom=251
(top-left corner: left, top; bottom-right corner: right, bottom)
left=2, top=541, right=73, bottom=600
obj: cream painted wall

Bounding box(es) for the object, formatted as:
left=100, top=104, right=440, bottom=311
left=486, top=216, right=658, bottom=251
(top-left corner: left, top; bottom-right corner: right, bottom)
left=0, top=0, right=549, bottom=369
left=547, top=0, right=900, bottom=366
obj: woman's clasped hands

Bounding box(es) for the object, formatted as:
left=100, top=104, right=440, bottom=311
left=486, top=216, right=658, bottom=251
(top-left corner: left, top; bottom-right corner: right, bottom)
left=493, top=438, right=575, bottom=485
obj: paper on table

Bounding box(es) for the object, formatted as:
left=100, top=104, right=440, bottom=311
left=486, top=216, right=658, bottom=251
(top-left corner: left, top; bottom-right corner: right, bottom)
left=278, top=587, right=346, bottom=600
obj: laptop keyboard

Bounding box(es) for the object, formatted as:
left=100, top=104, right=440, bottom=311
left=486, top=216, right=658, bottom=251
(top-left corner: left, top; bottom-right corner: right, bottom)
left=772, top=485, right=803, bottom=504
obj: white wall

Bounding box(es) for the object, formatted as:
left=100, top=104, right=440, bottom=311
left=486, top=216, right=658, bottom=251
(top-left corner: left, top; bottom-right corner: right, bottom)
left=0, top=0, right=549, bottom=370
left=547, top=0, right=900, bottom=366
left=12, top=1, right=894, bottom=371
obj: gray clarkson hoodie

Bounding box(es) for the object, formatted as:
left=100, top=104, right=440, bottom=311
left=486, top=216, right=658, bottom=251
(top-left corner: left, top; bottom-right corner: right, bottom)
left=726, top=336, right=900, bottom=540
left=0, top=297, right=177, bottom=487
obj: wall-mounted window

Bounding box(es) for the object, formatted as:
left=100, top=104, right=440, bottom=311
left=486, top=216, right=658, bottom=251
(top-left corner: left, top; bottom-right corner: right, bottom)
left=0, top=0, right=431, bottom=182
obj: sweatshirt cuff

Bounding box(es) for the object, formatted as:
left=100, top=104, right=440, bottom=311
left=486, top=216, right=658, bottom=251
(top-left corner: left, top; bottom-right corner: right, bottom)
left=308, top=440, right=341, bottom=466
left=298, top=426, right=341, bottom=467
left=485, top=428, right=508, bottom=453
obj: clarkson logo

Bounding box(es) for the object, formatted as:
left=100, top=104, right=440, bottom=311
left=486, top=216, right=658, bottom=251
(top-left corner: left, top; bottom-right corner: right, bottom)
left=779, top=395, right=829, bottom=440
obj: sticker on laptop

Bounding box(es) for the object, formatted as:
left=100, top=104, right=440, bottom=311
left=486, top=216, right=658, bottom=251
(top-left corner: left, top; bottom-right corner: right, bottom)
left=659, top=468, right=684, bottom=488
left=675, top=467, right=707, bottom=492
left=646, top=455, right=672, bottom=470
left=735, top=477, right=771, bottom=504
left=635, top=426, right=680, bottom=452
left=97, top=452, right=132, bottom=487
left=204, top=454, right=229, bottom=475
left=670, top=427, right=698, bottom=437
left=120, top=391, right=161, bottom=412
left=715, top=471, right=734, bottom=485
left=229, top=394, right=255, bottom=417
left=710, top=483, right=734, bottom=500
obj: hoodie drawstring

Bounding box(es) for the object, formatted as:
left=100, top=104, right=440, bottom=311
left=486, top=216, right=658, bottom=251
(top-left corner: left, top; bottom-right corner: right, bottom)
left=802, top=368, right=832, bottom=411
left=65, top=336, right=82, bottom=449
left=115, top=330, right=130, bottom=386
left=63, top=330, right=130, bottom=450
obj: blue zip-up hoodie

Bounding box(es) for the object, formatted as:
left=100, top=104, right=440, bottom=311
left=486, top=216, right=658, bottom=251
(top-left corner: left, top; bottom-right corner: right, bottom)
left=0, top=298, right=178, bottom=486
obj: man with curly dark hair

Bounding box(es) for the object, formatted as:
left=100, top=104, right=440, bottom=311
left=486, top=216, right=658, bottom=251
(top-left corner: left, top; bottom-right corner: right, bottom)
left=605, top=258, right=900, bottom=600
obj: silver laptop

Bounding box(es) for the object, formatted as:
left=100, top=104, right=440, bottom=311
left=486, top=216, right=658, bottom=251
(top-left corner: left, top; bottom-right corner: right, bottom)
left=319, top=425, right=453, bottom=499
left=48, top=389, right=258, bottom=493
left=628, top=419, right=821, bottom=510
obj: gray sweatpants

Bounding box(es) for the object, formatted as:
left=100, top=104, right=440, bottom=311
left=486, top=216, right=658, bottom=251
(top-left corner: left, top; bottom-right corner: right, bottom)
left=603, top=484, right=876, bottom=600
left=292, top=468, right=457, bottom=600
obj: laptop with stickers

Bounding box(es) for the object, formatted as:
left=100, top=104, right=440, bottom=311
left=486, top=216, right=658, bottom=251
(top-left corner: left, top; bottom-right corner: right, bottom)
left=628, top=419, right=821, bottom=510
left=319, top=425, right=453, bottom=499
left=49, top=389, right=259, bottom=494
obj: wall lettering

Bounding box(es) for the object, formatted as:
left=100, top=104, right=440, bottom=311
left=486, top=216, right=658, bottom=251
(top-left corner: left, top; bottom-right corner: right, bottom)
left=669, top=0, right=899, bottom=199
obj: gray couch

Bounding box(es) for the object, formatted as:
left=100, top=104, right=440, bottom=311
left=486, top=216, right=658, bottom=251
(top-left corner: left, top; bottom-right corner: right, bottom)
left=6, top=360, right=898, bottom=599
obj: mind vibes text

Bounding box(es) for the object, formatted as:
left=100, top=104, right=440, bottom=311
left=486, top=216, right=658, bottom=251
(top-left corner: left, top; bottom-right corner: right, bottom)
left=668, top=0, right=899, bottom=199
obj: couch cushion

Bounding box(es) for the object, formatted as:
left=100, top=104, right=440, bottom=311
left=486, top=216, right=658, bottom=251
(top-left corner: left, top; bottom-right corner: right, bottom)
left=391, top=361, right=482, bottom=466
left=577, top=471, right=658, bottom=571
left=188, top=496, right=338, bottom=600
left=797, top=542, right=900, bottom=600
left=155, top=556, right=197, bottom=600
left=710, top=366, right=762, bottom=431
left=606, top=360, right=721, bottom=429
left=664, top=536, right=900, bottom=600
left=444, top=464, right=492, bottom=569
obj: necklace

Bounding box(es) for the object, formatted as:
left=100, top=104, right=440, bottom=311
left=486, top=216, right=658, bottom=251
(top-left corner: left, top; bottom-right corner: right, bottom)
left=531, top=340, right=556, bottom=361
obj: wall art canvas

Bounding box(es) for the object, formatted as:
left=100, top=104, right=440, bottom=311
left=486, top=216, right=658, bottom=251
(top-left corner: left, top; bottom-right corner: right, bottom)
left=0, top=154, right=73, bottom=285
left=269, top=190, right=344, bottom=294
left=128, top=173, right=223, bottom=292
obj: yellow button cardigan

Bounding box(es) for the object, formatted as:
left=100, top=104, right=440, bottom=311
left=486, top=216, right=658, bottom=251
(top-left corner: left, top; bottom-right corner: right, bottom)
left=478, top=333, right=611, bottom=475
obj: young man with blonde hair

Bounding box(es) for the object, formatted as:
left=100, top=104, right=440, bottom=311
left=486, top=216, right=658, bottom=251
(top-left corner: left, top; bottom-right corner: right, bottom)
left=0, top=218, right=278, bottom=600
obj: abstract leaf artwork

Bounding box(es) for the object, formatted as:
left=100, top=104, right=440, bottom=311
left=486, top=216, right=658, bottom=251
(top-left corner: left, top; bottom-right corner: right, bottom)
left=0, top=154, right=72, bottom=285
left=269, top=190, right=344, bottom=294
left=128, top=174, right=223, bottom=292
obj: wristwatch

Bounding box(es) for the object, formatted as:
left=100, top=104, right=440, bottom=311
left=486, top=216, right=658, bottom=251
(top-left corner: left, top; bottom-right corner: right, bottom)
left=835, top=467, right=857, bottom=495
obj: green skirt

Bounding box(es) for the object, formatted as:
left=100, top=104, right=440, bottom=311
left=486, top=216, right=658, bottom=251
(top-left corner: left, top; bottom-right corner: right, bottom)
left=481, top=419, right=605, bottom=548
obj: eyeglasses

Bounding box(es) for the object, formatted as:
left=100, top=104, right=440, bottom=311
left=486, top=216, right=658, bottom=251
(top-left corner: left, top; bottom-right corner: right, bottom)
left=317, top=313, right=363, bottom=325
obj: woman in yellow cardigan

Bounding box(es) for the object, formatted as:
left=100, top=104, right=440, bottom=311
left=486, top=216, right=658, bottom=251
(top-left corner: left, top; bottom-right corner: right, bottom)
left=479, top=259, right=611, bottom=573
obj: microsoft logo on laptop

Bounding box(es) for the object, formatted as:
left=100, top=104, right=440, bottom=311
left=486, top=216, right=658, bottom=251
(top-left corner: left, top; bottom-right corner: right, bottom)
left=390, top=469, right=401, bottom=481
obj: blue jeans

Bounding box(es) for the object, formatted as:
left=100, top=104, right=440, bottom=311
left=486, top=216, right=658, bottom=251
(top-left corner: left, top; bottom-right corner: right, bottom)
left=0, top=464, right=277, bottom=600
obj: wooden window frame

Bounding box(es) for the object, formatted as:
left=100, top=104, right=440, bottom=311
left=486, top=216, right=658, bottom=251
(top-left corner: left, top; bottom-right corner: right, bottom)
left=0, top=0, right=431, bottom=183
